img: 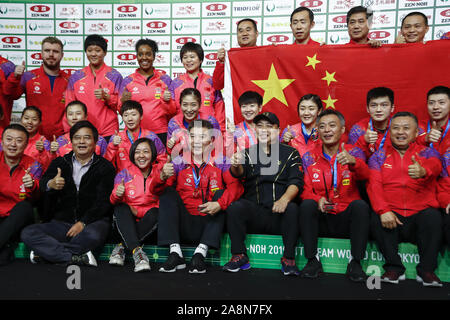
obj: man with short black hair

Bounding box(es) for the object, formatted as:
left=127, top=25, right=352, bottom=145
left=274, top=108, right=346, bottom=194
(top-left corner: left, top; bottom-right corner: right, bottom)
left=21, top=120, right=115, bottom=267
left=224, top=112, right=304, bottom=276
left=290, top=7, right=319, bottom=46
left=345, top=6, right=381, bottom=47
left=396, top=12, right=429, bottom=44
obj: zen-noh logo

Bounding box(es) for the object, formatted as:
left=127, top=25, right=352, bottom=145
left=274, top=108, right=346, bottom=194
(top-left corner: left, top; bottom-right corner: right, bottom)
left=117, top=5, right=138, bottom=13
left=30, top=5, right=50, bottom=13
left=31, top=52, right=42, bottom=60
left=267, top=35, right=289, bottom=43
left=147, top=21, right=167, bottom=29
left=176, top=37, right=197, bottom=45
left=117, top=53, right=136, bottom=61
left=205, top=53, right=218, bottom=61
left=206, top=4, right=227, bottom=11
left=2, top=36, right=22, bottom=44
left=300, top=0, right=323, bottom=7
left=368, top=30, right=391, bottom=39
left=59, top=21, right=79, bottom=29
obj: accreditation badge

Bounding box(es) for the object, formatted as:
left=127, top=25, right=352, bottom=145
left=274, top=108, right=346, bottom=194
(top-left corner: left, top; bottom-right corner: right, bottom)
left=155, top=87, right=161, bottom=99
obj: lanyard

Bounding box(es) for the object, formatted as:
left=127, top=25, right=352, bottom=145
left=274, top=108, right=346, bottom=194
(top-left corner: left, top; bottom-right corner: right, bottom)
left=126, top=128, right=141, bottom=144
left=323, top=151, right=338, bottom=192
left=369, top=118, right=390, bottom=150
left=243, top=121, right=256, bottom=146
left=183, top=115, right=200, bottom=130
left=191, top=153, right=211, bottom=189
left=301, top=123, right=312, bottom=144
left=427, top=120, right=450, bottom=149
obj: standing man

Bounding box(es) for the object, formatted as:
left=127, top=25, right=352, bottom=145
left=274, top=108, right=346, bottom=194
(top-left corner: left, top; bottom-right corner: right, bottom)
left=368, top=112, right=443, bottom=287
left=213, top=18, right=259, bottom=91
left=346, top=6, right=381, bottom=47
left=0, top=124, right=43, bottom=265
left=223, top=112, right=304, bottom=276
left=21, top=120, right=115, bottom=266
left=65, top=34, right=123, bottom=142
left=0, top=57, right=16, bottom=129
left=395, top=12, right=429, bottom=44
left=4, top=37, right=68, bottom=140
left=290, top=7, right=320, bottom=46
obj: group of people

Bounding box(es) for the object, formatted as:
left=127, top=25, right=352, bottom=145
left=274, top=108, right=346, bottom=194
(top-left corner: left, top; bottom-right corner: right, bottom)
left=0, top=6, right=448, bottom=288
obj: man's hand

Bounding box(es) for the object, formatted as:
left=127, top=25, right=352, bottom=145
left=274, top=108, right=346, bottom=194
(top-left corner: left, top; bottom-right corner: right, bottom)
left=408, top=155, right=426, bottom=179
left=66, top=221, right=85, bottom=238
left=163, top=89, right=171, bottom=102
left=14, top=61, right=25, bottom=78
left=272, top=197, right=289, bottom=213
left=94, top=84, right=110, bottom=102
left=35, top=136, right=45, bottom=152
left=22, top=168, right=34, bottom=189
left=50, top=135, right=59, bottom=153
left=364, top=125, right=379, bottom=144
left=336, top=143, right=356, bottom=166
left=367, top=39, right=382, bottom=48
left=318, top=197, right=334, bottom=213
left=121, top=88, right=132, bottom=103
left=167, top=136, right=176, bottom=149
left=231, top=146, right=243, bottom=168
left=49, top=167, right=65, bottom=190
left=282, top=125, right=294, bottom=143
left=116, top=179, right=125, bottom=198
left=380, top=211, right=403, bottom=229
left=112, top=130, right=122, bottom=146
left=198, top=201, right=221, bottom=215
left=446, top=204, right=450, bottom=215
left=394, top=33, right=406, bottom=44
left=161, top=156, right=174, bottom=180
left=426, top=121, right=442, bottom=144
left=217, top=46, right=225, bottom=63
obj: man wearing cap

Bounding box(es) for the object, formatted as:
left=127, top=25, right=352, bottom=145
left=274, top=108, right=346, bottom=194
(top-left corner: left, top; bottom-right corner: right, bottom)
left=223, top=112, right=304, bottom=276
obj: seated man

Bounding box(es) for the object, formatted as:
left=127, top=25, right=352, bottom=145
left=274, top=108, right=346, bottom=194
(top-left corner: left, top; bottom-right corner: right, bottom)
left=395, top=12, right=429, bottom=44
left=21, top=120, right=115, bottom=266
left=224, top=112, right=303, bottom=276
left=105, top=100, right=166, bottom=172
left=368, top=112, right=443, bottom=287
left=345, top=6, right=381, bottom=47
left=348, top=87, right=395, bottom=159
left=0, top=124, right=43, bottom=265
left=150, top=119, right=243, bottom=274
left=299, top=109, right=370, bottom=282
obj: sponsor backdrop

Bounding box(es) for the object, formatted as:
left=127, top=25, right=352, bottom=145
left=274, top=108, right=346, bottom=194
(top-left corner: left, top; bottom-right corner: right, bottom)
left=0, top=0, right=449, bottom=116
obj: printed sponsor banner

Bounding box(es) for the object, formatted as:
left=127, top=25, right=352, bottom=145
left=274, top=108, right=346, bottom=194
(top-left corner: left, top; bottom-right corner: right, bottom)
left=60, top=51, right=84, bottom=67
left=263, top=33, right=293, bottom=45
left=368, top=28, right=396, bottom=43
left=202, top=18, right=231, bottom=34
left=114, top=52, right=138, bottom=67
left=202, top=2, right=231, bottom=18
left=435, top=7, right=450, bottom=24
left=59, top=36, right=84, bottom=51
left=84, top=4, right=112, bottom=19
left=113, top=20, right=141, bottom=35
left=203, top=51, right=219, bottom=67
left=142, top=3, right=171, bottom=18
left=27, top=3, right=53, bottom=18
left=173, top=3, right=201, bottom=18
left=114, top=4, right=141, bottom=19
left=85, top=20, right=112, bottom=35
left=372, top=10, right=397, bottom=28
left=328, top=0, right=362, bottom=13
left=263, top=0, right=294, bottom=16
left=143, top=20, right=171, bottom=35
left=201, top=34, right=231, bottom=50
left=363, top=0, right=397, bottom=10
left=56, top=20, right=83, bottom=35
left=297, top=0, right=328, bottom=14
left=172, top=19, right=201, bottom=35
left=399, top=0, right=435, bottom=9
left=263, top=16, right=292, bottom=33
left=113, top=36, right=140, bottom=51
left=27, top=20, right=53, bottom=34
left=232, top=1, right=262, bottom=17
left=0, top=3, right=25, bottom=18
left=0, top=35, right=25, bottom=50
left=55, top=4, right=82, bottom=19
left=171, top=35, right=201, bottom=51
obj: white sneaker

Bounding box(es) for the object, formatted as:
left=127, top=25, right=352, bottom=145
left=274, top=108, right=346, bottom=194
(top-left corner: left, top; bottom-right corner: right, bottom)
left=84, top=251, right=98, bottom=267
left=29, top=250, right=39, bottom=264
left=133, top=247, right=151, bottom=273
left=109, top=243, right=125, bottom=266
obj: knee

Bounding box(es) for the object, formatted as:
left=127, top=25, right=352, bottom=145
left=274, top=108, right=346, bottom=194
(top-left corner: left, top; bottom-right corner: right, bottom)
left=299, top=199, right=318, bottom=219
left=11, top=201, right=34, bottom=220
left=20, top=223, right=39, bottom=243
left=351, top=200, right=370, bottom=219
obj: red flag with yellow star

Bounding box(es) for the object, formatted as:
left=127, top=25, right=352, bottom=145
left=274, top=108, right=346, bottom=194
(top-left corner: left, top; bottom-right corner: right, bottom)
left=224, top=40, right=450, bottom=131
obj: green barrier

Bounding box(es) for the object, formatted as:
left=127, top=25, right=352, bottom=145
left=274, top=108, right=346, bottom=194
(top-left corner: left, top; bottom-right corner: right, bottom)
left=14, top=234, right=450, bottom=282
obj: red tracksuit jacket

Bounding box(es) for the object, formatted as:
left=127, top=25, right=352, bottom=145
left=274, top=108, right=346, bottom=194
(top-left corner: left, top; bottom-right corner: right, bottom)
left=149, top=155, right=244, bottom=216
left=367, top=142, right=442, bottom=217
left=0, top=57, right=16, bottom=129
left=104, top=128, right=167, bottom=172
left=417, top=118, right=450, bottom=156
left=118, top=68, right=176, bottom=134
left=224, top=121, right=259, bottom=159
left=169, top=70, right=225, bottom=131
left=0, top=152, right=43, bottom=217
left=301, top=143, right=369, bottom=214
left=110, top=164, right=159, bottom=219
left=4, top=65, right=69, bottom=139
left=438, top=148, right=450, bottom=208
left=280, top=122, right=321, bottom=157
left=65, top=63, right=123, bottom=137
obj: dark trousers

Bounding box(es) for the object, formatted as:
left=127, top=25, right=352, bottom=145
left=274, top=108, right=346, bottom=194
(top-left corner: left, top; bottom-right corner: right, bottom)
left=370, top=208, right=443, bottom=274
left=444, top=212, right=450, bottom=247
left=299, top=199, right=370, bottom=261
left=113, top=204, right=158, bottom=251
left=21, top=217, right=110, bottom=264
left=226, top=199, right=300, bottom=258
left=157, top=187, right=225, bottom=249
left=0, top=201, right=34, bottom=249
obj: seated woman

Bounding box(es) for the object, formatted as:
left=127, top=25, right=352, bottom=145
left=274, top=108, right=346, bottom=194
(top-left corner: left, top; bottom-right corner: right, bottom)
left=109, top=138, right=160, bottom=273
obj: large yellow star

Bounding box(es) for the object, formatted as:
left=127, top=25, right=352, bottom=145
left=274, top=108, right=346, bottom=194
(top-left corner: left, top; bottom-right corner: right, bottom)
left=322, top=94, right=338, bottom=109
left=305, top=54, right=321, bottom=70
left=321, top=71, right=337, bottom=86
left=251, top=64, right=295, bottom=106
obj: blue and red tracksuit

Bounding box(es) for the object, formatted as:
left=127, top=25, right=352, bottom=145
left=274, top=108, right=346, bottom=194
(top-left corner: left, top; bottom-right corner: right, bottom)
left=280, top=122, right=321, bottom=157
left=0, top=57, right=16, bottom=129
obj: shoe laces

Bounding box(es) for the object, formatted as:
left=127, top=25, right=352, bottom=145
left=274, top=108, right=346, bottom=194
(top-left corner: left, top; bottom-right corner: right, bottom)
left=281, top=257, right=295, bottom=266
left=230, top=254, right=244, bottom=262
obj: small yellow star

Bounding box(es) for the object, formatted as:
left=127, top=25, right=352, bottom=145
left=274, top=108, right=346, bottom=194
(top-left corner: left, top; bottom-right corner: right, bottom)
left=321, top=71, right=337, bottom=86
left=251, top=63, right=295, bottom=106
left=305, top=54, right=321, bottom=70
left=322, top=94, right=338, bottom=109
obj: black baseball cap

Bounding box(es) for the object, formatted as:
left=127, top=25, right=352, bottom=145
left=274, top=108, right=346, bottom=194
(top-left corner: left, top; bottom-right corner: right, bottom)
left=253, top=112, right=280, bottom=127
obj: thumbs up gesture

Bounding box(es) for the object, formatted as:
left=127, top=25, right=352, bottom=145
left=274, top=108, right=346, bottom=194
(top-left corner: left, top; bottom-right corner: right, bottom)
left=336, top=143, right=356, bottom=166
left=217, top=45, right=226, bottom=63
left=112, top=130, right=122, bottom=146
left=35, top=136, right=45, bottom=152
left=121, top=87, right=132, bottom=103
left=163, top=89, right=171, bottom=102
left=408, top=155, right=426, bottom=179
left=50, top=135, right=59, bottom=153
left=167, top=136, right=177, bottom=149
left=94, top=84, right=109, bottom=101
left=226, top=117, right=235, bottom=134
left=14, top=61, right=26, bottom=78
left=116, top=178, right=126, bottom=198
left=426, top=121, right=442, bottom=144
left=161, top=155, right=174, bottom=180
left=231, top=145, right=243, bottom=168
left=282, top=125, right=294, bottom=143
left=364, top=123, right=379, bottom=144
left=49, top=167, right=65, bottom=190
left=22, top=168, right=34, bottom=189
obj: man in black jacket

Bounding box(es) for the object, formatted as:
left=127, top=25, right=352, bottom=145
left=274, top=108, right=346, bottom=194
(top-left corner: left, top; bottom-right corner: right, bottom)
left=223, top=112, right=304, bottom=276
left=21, top=121, right=115, bottom=266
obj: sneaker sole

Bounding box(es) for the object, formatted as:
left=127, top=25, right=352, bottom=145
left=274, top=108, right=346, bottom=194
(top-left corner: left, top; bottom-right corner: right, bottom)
left=159, top=264, right=186, bottom=273
left=189, top=269, right=207, bottom=274
left=109, top=258, right=125, bottom=266
left=300, top=269, right=323, bottom=279
left=381, top=274, right=406, bottom=284
left=134, top=264, right=151, bottom=273
left=416, top=275, right=443, bottom=287
left=223, top=263, right=251, bottom=273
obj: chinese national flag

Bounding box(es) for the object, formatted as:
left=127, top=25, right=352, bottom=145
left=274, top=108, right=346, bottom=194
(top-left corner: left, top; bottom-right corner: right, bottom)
left=224, top=40, right=450, bottom=131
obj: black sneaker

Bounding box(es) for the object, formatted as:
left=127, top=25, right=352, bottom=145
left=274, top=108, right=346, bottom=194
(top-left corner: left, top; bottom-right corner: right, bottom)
left=281, top=257, right=300, bottom=276
left=70, top=251, right=98, bottom=267
left=416, top=271, right=443, bottom=288
left=159, top=252, right=186, bottom=273
left=346, top=260, right=367, bottom=282
left=189, top=253, right=207, bottom=274
left=222, top=254, right=251, bottom=272
left=381, top=270, right=406, bottom=284
left=300, top=257, right=323, bottom=278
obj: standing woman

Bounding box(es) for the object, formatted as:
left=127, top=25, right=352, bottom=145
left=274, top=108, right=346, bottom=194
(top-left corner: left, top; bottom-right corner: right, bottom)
left=281, top=94, right=323, bottom=156
left=109, top=138, right=159, bottom=273
left=169, top=42, right=225, bottom=132
left=119, top=39, right=175, bottom=146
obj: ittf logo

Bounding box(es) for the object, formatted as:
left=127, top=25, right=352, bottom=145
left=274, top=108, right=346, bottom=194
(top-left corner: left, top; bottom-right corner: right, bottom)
left=206, top=4, right=227, bottom=11
left=117, top=5, right=137, bottom=13
left=30, top=5, right=50, bottom=13
left=147, top=21, right=167, bottom=29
